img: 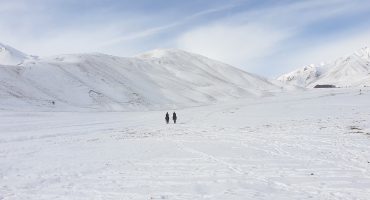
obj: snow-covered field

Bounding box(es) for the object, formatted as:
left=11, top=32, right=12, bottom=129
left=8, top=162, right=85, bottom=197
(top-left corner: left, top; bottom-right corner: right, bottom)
left=1, top=88, right=370, bottom=200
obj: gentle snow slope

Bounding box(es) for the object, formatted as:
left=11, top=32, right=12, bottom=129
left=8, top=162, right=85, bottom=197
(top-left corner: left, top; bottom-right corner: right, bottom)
left=1, top=88, right=370, bottom=199
left=278, top=47, right=370, bottom=88
left=0, top=45, right=280, bottom=111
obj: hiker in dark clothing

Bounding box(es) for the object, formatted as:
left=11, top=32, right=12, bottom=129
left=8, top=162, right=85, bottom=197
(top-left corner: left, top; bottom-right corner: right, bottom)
left=165, top=112, right=170, bottom=124
left=172, top=112, right=177, bottom=124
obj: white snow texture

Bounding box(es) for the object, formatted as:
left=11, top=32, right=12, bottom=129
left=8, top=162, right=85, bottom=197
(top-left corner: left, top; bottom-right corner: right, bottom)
left=277, top=47, right=370, bottom=88
left=0, top=44, right=279, bottom=111
left=1, top=43, right=370, bottom=200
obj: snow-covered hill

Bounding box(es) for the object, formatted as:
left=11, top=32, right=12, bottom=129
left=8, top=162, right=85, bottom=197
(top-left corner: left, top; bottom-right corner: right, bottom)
left=0, top=43, right=33, bottom=66
left=278, top=47, right=370, bottom=88
left=0, top=44, right=280, bottom=111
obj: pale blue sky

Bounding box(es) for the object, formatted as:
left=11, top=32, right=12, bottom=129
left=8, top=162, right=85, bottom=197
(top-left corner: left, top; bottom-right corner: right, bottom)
left=1, top=0, right=370, bottom=77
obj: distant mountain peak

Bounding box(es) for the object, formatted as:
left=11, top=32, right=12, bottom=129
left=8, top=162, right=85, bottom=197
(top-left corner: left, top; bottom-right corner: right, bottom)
left=354, top=46, right=370, bottom=58
left=278, top=47, right=370, bottom=88
left=0, top=42, right=29, bottom=66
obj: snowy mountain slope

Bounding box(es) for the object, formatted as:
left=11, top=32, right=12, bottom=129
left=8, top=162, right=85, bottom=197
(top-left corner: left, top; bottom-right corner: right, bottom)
left=0, top=45, right=280, bottom=111
left=277, top=64, right=323, bottom=87
left=0, top=43, right=32, bottom=65
left=278, top=47, right=370, bottom=88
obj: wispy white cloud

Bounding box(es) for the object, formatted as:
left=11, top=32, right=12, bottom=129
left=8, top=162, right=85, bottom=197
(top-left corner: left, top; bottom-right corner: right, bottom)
left=99, top=4, right=238, bottom=47
left=0, top=0, right=239, bottom=56
left=1, top=0, right=370, bottom=77
left=175, top=0, right=370, bottom=77
left=281, top=29, right=370, bottom=71
left=176, top=23, right=294, bottom=67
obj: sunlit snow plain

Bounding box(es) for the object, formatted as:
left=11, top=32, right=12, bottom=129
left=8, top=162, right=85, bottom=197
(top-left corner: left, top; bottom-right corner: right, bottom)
left=1, top=88, right=370, bottom=200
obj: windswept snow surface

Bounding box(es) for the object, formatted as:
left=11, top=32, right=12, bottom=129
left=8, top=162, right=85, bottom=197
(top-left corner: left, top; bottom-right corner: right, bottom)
left=0, top=46, right=279, bottom=111
left=1, top=88, right=370, bottom=199
left=278, top=47, right=370, bottom=88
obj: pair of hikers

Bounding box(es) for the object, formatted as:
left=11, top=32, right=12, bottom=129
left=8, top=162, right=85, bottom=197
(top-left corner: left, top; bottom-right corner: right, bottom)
left=165, top=112, right=177, bottom=124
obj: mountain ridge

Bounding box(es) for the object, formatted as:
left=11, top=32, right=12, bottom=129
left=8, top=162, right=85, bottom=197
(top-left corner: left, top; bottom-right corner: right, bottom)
left=277, top=47, right=370, bottom=88
left=0, top=43, right=281, bottom=111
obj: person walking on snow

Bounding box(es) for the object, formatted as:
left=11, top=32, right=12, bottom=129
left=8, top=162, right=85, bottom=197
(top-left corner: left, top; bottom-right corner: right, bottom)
left=165, top=112, right=170, bottom=124
left=172, top=112, right=177, bottom=124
